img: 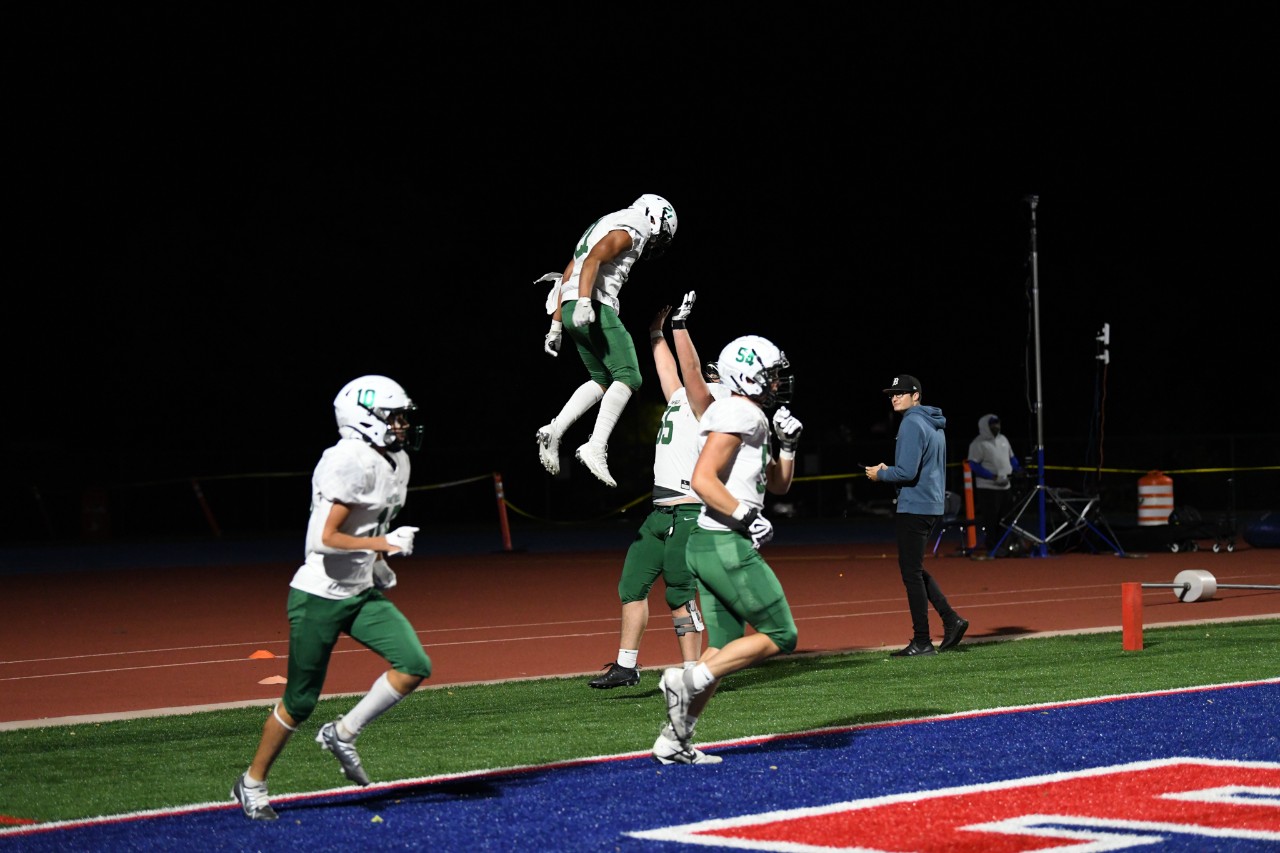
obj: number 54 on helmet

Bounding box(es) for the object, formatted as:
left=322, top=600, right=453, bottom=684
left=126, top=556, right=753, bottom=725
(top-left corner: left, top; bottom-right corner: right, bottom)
left=715, top=335, right=794, bottom=408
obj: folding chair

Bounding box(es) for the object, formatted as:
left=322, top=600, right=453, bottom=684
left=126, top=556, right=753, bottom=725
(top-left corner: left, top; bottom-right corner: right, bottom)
left=931, top=490, right=975, bottom=556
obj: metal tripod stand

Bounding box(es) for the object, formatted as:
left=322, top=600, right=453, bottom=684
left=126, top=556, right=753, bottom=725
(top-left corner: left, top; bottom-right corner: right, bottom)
left=993, top=481, right=1125, bottom=555
left=1000, top=194, right=1124, bottom=557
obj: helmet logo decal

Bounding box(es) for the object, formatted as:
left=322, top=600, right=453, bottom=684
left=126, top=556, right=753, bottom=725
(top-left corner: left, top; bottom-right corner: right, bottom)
left=334, top=375, right=423, bottom=452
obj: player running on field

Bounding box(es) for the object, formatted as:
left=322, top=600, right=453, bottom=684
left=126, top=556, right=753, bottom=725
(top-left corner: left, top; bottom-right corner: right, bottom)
left=658, top=335, right=804, bottom=762
left=232, top=375, right=431, bottom=821
left=587, top=292, right=730, bottom=765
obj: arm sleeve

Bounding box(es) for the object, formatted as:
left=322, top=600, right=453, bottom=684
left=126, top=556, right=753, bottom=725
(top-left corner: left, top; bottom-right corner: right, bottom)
left=969, top=460, right=996, bottom=479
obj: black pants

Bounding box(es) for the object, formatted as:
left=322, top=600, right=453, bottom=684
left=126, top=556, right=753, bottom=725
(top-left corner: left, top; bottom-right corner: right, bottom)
left=895, top=512, right=959, bottom=643
left=973, top=487, right=1013, bottom=553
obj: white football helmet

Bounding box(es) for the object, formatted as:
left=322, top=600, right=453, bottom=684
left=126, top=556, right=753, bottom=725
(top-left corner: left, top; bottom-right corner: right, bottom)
left=716, top=335, right=794, bottom=408
left=334, top=375, right=423, bottom=452
left=635, top=193, right=677, bottom=259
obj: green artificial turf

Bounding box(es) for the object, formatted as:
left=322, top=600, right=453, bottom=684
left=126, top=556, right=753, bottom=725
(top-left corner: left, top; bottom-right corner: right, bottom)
left=3, top=619, right=1277, bottom=824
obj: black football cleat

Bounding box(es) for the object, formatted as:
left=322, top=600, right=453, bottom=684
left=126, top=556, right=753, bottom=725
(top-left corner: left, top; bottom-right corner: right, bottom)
left=588, top=661, right=640, bottom=689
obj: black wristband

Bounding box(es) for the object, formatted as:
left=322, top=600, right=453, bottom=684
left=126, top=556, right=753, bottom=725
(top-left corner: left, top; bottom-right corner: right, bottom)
left=732, top=506, right=759, bottom=533
left=671, top=318, right=687, bottom=329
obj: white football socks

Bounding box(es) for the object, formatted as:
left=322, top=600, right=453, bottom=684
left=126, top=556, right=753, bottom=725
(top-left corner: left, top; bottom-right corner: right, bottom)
left=551, top=381, right=606, bottom=438
left=339, top=672, right=407, bottom=740
left=589, top=382, right=633, bottom=446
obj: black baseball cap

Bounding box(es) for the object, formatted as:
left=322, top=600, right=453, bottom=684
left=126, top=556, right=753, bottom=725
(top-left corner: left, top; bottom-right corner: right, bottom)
left=882, top=374, right=922, bottom=395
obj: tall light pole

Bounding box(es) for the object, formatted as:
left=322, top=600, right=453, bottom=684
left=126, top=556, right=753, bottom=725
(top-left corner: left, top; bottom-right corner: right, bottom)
left=1027, top=195, right=1049, bottom=557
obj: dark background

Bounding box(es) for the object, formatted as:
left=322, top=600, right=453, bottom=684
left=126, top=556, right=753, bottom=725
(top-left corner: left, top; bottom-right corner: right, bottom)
left=7, top=7, right=1276, bottom=543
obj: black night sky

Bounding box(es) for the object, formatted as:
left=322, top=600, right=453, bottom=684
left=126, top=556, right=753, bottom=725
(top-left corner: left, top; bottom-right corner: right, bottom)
left=8, top=7, right=1276, bottom=540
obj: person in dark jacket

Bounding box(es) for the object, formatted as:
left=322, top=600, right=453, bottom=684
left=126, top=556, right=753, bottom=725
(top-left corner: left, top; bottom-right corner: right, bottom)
left=866, top=374, right=968, bottom=656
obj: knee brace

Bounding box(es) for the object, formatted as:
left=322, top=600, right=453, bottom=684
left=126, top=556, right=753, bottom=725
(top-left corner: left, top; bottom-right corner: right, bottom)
left=672, top=598, right=705, bottom=637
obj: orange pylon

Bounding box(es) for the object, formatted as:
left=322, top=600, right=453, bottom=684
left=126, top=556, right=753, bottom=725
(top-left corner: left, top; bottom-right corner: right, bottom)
left=962, top=461, right=977, bottom=550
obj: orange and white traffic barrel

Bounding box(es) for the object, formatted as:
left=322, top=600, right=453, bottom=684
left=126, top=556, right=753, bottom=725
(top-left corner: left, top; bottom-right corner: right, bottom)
left=962, top=461, right=977, bottom=549
left=1137, top=470, right=1174, bottom=526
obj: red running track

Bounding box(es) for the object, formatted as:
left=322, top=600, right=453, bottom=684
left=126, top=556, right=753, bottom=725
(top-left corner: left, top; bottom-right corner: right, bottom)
left=3, top=540, right=1277, bottom=729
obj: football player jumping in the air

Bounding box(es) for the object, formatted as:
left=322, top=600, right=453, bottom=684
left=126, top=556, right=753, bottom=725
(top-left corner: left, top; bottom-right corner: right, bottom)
left=535, top=194, right=677, bottom=487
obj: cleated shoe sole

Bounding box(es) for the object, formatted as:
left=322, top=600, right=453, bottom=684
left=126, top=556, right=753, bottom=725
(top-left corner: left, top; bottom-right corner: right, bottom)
left=536, top=426, right=561, bottom=475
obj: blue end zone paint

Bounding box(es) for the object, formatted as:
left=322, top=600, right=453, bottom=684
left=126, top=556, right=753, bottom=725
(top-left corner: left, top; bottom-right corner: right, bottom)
left=7, top=679, right=1277, bottom=851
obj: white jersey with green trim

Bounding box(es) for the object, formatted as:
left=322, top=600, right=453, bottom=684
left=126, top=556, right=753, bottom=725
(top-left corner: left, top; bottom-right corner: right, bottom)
left=558, top=202, right=651, bottom=315
left=652, top=383, right=733, bottom=503
left=695, top=395, right=772, bottom=532
left=290, top=437, right=411, bottom=600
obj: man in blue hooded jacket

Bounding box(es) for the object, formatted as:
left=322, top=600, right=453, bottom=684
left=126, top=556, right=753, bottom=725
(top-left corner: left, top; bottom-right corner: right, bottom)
left=866, top=374, right=969, bottom=656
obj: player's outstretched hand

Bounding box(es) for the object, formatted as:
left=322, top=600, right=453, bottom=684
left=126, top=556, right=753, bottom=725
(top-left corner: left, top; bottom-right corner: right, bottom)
left=671, top=291, right=696, bottom=328
left=651, top=304, right=671, bottom=332
left=385, top=526, right=419, bottom=556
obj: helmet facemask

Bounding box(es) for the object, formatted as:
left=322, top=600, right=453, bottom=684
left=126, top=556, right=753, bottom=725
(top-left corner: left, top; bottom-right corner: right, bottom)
left=769, top=362, right=796, bottom=410
left=637, top=194, right=677, bottom=260
left=334, top=375, right=424, bottom=452
left=642, top=228, right=673, bottom=260
left=753, top=357, right=794, bottom=410
left=366, top=404, right=424, bottom=453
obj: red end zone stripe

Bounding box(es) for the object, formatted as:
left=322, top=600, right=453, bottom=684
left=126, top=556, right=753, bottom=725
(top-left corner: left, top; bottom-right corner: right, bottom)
left=634, top=759, right=1280, bottom=851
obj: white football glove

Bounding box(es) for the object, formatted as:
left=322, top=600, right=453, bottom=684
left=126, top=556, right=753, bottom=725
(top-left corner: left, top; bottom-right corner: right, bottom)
left=544, top=319, right=562, bottom=357
left=384, top=526, right=419, bottom=556
left=772, top=406, right=803, bottom=452
left=746, top=510, right=774, bottom=550
left=671, top=290, right=696, bottom=329
left=372, top=558, right=397, bottom=590
left=572, top=298, right=596, bottom=328
left=732, top=505, right=774, bottom=550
